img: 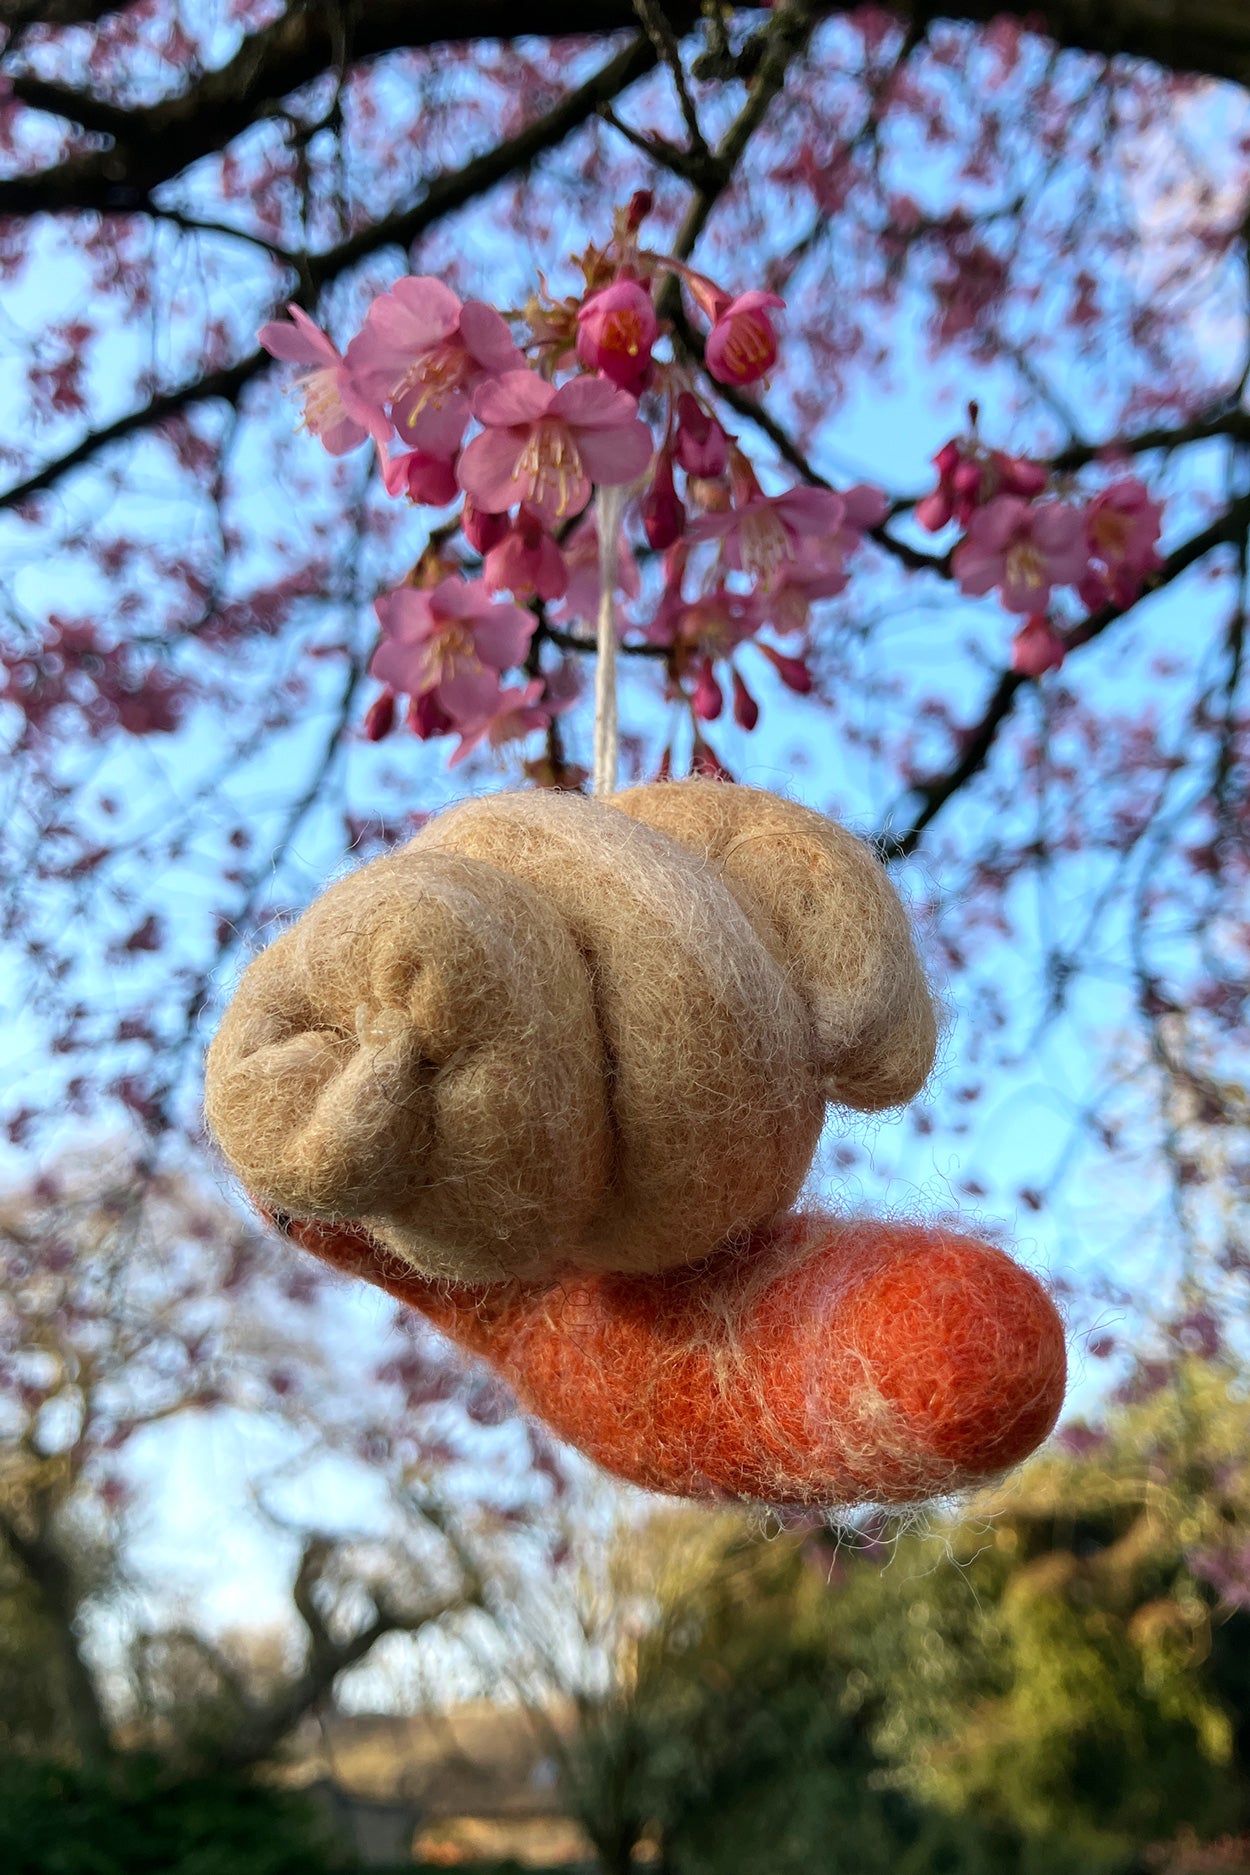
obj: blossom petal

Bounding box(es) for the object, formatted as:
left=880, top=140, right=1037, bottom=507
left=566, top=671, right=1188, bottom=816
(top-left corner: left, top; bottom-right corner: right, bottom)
left=775, top=487, right=845, bottom=536
left=375, top=587, right=436, bottom=644
left=387, top=275, right=463, bottom=346
left=577, top=416, right=653, bottom=486
left=259, top=305, right=337, bottom=366
left=841, top=483, right=889, bottom=530
left=472, top=370, right=555, bottom=427
left=371, top=636, right=435, bottom=694
left=969, top=495, right=1028, bottom=553
left=551, top=374, right=640, bottom=429
left=437, top=660, right=504, bottom=724
left=473, top=602, right=537, bottom=671
left=951, top=539, right=1002, bottom=597
left=459, top=300, right=523, bottom=372
left=428, top=575, right=487, bottom=623
left=457, top=425, right=528, bottom=512
left=320, top=411, right=371, bottom=456
left=725, top=290, right=785, bottom=316
left=397, top=391, right=470, bottom=460
left=1030, top=501, right=1083, bottom=553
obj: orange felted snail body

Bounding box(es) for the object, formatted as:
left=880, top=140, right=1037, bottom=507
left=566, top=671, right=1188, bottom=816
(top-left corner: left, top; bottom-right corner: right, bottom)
left=206, top=780, right=1064, bottom=1506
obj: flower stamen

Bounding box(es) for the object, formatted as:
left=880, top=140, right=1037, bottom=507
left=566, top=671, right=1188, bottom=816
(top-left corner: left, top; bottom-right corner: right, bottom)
left=517, top=422, right=586, bottom=520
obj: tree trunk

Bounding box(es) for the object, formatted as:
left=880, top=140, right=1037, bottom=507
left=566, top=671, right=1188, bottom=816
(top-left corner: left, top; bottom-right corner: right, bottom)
left=0, top=1513, right=113, bottom=1763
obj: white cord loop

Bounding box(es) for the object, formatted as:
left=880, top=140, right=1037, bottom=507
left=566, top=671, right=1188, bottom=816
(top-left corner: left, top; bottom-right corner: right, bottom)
left=592, top=483, right=626, bottom=797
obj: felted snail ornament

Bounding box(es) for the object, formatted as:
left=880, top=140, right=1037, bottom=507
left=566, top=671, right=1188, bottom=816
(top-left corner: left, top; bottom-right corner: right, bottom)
left=206, top=779, right=1066, bottom=1507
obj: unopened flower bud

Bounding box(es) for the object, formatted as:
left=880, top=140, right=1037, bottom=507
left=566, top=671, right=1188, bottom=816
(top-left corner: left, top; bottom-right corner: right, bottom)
left=576, top=279, right=657, bottom=391
left=363, top=689, right=396, bottom=741
left=692, top=657, right=724, bottom=721
left=408, top=690, right=454, bottom=739
left=643, top=452, right=685, bottom=550
left=462, top=497, right=510, bottom=554
left=626, top=189, right=653, bottom=231
left=674, top=393, right=729, bottom=478
left=731, top=667, right=760, bottom=731
left=759, top=642, right=813, bottom=694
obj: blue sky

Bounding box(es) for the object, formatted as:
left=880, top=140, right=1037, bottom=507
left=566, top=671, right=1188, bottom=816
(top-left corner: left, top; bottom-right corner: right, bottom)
left=3, top=31, right=1248, bottom=1670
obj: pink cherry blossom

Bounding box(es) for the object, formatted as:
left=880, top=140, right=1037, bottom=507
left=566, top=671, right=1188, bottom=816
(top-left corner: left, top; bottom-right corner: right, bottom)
left=1011, top=615, right=1066, bottom=677
left=483, top=506, right=568, bottom=602
left=764, top=480, right=887, bottom=623
left=674, top=393, right=728, bottom=477
left=449, top=677, right=550, bottom=767
left=458, top=371, right=653, bottom=525
left=646, top=584, right=763, bottom=656
left=576, top=279, right=657, bottom=391
left=764, top=537, right=851, bottom=633
left=1078, top=477, right=1163, bottom=609
left=692, top=484, right=845, bottom=586
left=551, top=510, right=642, bottom=625
left=704, top=290, right=784, bottom=387
left=258, top=304, right=381, bottom=456
left=917, top=439, right=1048, bottom=531
left=371, top=577, right=535, bottom=726
left=346, top=276, right=522, bottom=459
left=952, top=495, right=1089, bottom=613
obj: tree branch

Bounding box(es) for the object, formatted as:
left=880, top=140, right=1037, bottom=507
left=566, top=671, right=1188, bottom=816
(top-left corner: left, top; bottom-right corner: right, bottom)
left=4, top=0, right=1248, bottom=221
left=211, top=1532, right=478, bottom=1771
left=0, top=37, right=656, bottom=514
left=1, top=0, right=117, bottom=31
left=877, top=493, right=1250, bottom=861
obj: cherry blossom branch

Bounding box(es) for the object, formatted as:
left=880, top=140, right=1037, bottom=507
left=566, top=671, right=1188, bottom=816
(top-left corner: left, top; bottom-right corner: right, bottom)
left=5, top=0, right=1249, bottom=207
left=666, top=0, right=816, bottom=290
left=632, top=0, right=709, bottom=157
left=678, top=322, right=945, bottom=574
left=0, top=0, right=667, bottom=217
left=0, top=0, right=119, bottom=26
left=0, top=355, right=264, bottom=514
left=877, top=492, right=1250, bottom=861
left=0, top=38, right=656, bottom=513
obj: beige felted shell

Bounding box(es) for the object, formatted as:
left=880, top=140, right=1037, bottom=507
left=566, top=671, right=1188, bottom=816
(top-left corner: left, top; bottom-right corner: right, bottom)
left=613, top=779, right=937, bottom=1112
left=205, top=782, right=936, bottom=1283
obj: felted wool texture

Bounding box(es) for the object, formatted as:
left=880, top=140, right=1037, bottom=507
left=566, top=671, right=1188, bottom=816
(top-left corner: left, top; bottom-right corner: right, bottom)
left=205, top=849, right=614, bottom=1282
left=285, top=1209, right=1067, bottom=1508
left=611, top=779, right=937, bottom=1112
left=207, top=782, right=939, bottom=1285
left=409, top=789, right=825, bottom=1274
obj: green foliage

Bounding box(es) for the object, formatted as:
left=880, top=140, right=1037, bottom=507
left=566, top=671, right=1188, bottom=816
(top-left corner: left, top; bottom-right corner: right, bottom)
left=0, top=1753, right=341, bottom=1875
left=558, top=1353, right=1250, bottom=1874
left=824, top=1353, right=1250, bottom=1866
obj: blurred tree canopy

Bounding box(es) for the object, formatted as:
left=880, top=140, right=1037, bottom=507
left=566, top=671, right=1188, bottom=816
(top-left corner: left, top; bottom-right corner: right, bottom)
left=539, top=1340, right=1250, bottom=1874
left=6, top=5, right=1250, bottom=1867
left=2, top=0, right=1250, bottom=1316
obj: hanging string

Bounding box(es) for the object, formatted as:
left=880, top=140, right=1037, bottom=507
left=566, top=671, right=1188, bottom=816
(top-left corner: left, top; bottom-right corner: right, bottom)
left=592, top=483, right=627, bottom=797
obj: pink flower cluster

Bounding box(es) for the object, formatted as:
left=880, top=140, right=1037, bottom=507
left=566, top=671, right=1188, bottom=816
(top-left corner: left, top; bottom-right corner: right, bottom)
left=918, top=423, right=1164, bottom=678
left=260, top=199, right=865, bottom=773
left=260, top=207, right=1168, bottom=774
